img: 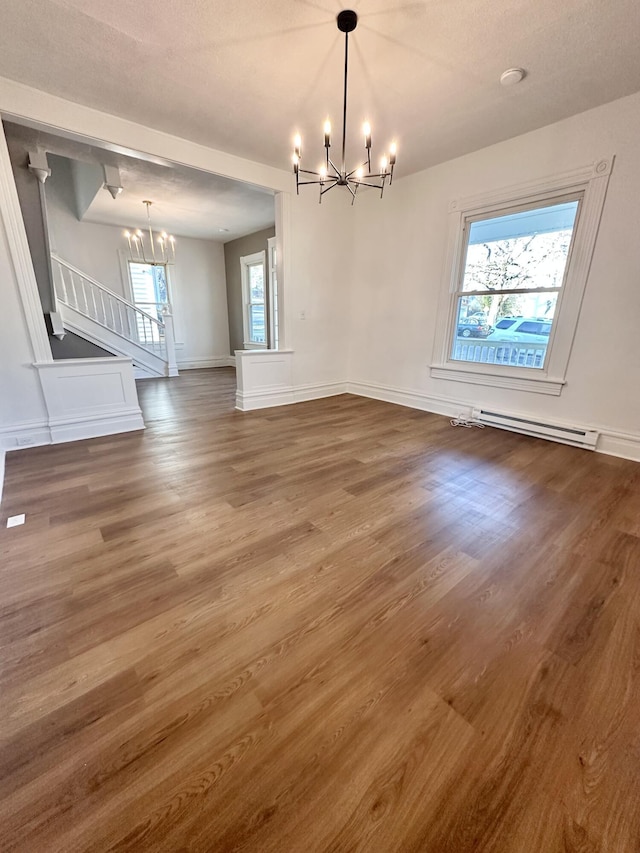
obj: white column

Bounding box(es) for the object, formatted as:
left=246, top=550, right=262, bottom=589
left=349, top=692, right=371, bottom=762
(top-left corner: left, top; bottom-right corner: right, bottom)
left=0, top=118, right=52, bottom=362
left=162, top=306, right=179, bottom=377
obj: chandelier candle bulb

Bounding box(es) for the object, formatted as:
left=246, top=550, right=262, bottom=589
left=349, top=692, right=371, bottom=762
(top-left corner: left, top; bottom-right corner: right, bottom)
left=324, top=121, right=331, bottom=148
left=294, top=134, right=302, bottom=158
left=363, top=122, right=371, bottom=149
left=389, top=142, right=397, bottom=165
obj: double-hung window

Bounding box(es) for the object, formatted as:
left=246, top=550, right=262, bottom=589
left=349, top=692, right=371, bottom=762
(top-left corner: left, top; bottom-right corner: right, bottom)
left=431, top=160, right=613, bottom=395
left=128, top=261, right=168, bottom=344
left=452, top=197, right=580, bottom=370
left=241, top=251, right=267, bottom=348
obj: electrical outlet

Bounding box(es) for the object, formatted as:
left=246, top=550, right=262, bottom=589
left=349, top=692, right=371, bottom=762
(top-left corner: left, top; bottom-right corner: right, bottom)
left=16, top=437, right=35, bottom=446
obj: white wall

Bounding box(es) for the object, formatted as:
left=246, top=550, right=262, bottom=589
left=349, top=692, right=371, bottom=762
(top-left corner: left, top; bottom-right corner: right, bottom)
left=348, top=91, right=640, bottom=448
left=288, top=187, right=353, bottom=389
left=45, top=157, right=231, bottom=368
left=170, top=235, right=229, bottom=368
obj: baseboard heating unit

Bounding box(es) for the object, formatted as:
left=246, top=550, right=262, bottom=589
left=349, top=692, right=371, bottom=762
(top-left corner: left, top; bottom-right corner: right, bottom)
left=471, top=408, right=599, bottom=450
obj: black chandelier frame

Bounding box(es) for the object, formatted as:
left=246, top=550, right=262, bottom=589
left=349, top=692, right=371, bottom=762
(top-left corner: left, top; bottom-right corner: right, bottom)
left=293, top=9, right=396, bottom=204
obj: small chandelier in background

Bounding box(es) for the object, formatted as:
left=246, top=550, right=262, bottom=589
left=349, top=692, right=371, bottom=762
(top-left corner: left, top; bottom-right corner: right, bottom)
left=292, top=9, right=397, bottom=204
left=124, top=200, right=176, bottom=265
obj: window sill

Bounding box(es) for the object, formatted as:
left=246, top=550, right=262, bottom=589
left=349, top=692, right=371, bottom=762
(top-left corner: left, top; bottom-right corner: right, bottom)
left=243, top=342, right=267, bottom=349
left=430, top=364, right=565, bottom=396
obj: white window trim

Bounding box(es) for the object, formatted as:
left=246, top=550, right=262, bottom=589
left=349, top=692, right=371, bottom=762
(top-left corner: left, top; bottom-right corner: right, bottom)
left=241, top=250, right=267, bottom=349
left=430, top=158, right=614, bottom=395
left=267, top=236, right=278, bottom=350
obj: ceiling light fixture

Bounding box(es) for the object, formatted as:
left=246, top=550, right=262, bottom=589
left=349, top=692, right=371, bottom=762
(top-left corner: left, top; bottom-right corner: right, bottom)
left=292, top=9, right=397, bottom=204
left=124, top=201, right=176, bottom=265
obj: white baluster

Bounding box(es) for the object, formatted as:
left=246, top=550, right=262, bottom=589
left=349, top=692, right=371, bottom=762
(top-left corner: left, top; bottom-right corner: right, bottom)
left=59, top=264, right=68, bottom=303
left=90, top=280, right=98, bottom=320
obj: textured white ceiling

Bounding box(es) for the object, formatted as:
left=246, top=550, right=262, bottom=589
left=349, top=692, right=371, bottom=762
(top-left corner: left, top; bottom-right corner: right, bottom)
left=1, top=1, right=640, bottom=178
left=5, top=122, right=275, bottom=241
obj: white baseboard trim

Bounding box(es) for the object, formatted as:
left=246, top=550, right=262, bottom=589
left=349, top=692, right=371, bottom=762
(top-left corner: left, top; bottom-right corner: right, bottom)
left=596, top=429, right=640, bottom=463
left=236, top=387, right=295, bottom=410
left=0, top=407, right=144, bottom=452
left=294, top=380, right=348, bottom=403
left=177, top=356, right=235, bottom=370
left=0, top=419, right=52, bottom=452
left=346, top=380, right=467, bottom=419
left=236, top=380, right=347, bottom=411
left=47, top=408, right=145, bottom=444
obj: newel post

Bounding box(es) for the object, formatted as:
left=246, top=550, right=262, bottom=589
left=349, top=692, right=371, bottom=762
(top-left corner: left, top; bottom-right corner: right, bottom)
left=162, top=305, right=179, bottom=377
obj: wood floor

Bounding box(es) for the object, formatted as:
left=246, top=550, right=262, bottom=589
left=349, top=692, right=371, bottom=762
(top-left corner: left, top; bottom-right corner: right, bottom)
left=2, top=368, right=640, bottom=852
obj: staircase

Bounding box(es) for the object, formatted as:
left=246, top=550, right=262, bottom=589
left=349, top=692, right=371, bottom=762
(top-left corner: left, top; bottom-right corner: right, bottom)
left=51, top=254, right=178, bottom=378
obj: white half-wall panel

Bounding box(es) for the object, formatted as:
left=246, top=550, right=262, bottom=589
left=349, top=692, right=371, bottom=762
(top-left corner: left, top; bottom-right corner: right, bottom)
left=34, top=357, right=144, bottom=442
left=349, top=91, right=640, bottom=453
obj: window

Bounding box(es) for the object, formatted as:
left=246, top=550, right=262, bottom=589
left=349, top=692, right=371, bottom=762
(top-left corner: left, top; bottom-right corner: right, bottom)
left=451, top=198, right=580, bottom=370
left=431, top=159, right=613, bottom=395
left=128, top=261, right=168, bottom=343
left=240, top=251, right=267, bottom=348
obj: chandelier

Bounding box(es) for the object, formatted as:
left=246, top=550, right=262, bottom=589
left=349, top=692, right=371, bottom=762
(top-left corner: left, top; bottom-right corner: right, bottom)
left=292, top=9, right=397, bottom=204
left=124, top=201, right=176, bottom=265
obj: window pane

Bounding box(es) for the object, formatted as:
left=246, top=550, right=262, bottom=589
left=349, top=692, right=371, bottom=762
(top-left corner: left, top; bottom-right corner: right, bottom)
left=451, top=293, right=558, bottom=370
left=249, top=304, right=266, bottom=343
left=462, top=200, right=579, bottom=293
left=249, top=263, right=265, bottom=302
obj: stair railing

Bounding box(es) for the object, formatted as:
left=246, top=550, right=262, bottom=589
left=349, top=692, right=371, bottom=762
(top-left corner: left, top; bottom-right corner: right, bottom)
left=51, top=254, right=177, bottom=373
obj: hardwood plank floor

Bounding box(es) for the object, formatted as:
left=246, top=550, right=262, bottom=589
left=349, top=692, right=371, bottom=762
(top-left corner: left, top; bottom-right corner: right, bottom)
left=1, top=367, right=640, bottom=852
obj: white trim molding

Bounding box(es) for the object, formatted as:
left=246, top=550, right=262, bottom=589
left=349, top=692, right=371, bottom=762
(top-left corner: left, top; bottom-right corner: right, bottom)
left=177, top=356, right=236, bottom=370
left=593, top=429, right=640, bottom=463
left=346, top=380, right=467, bottom=419
left=236, top=380, right=348, bottom=411
left=0, top=117, right=52, bottom=363
left=0, top=418, right=52, bottom=451
left=0, top=76, right=291, bottom=193
left=431, top=158, right=614, bottom=395
left=240, top=250, right=267, bottom=349
left=429, top=365, right=565, bottom=396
